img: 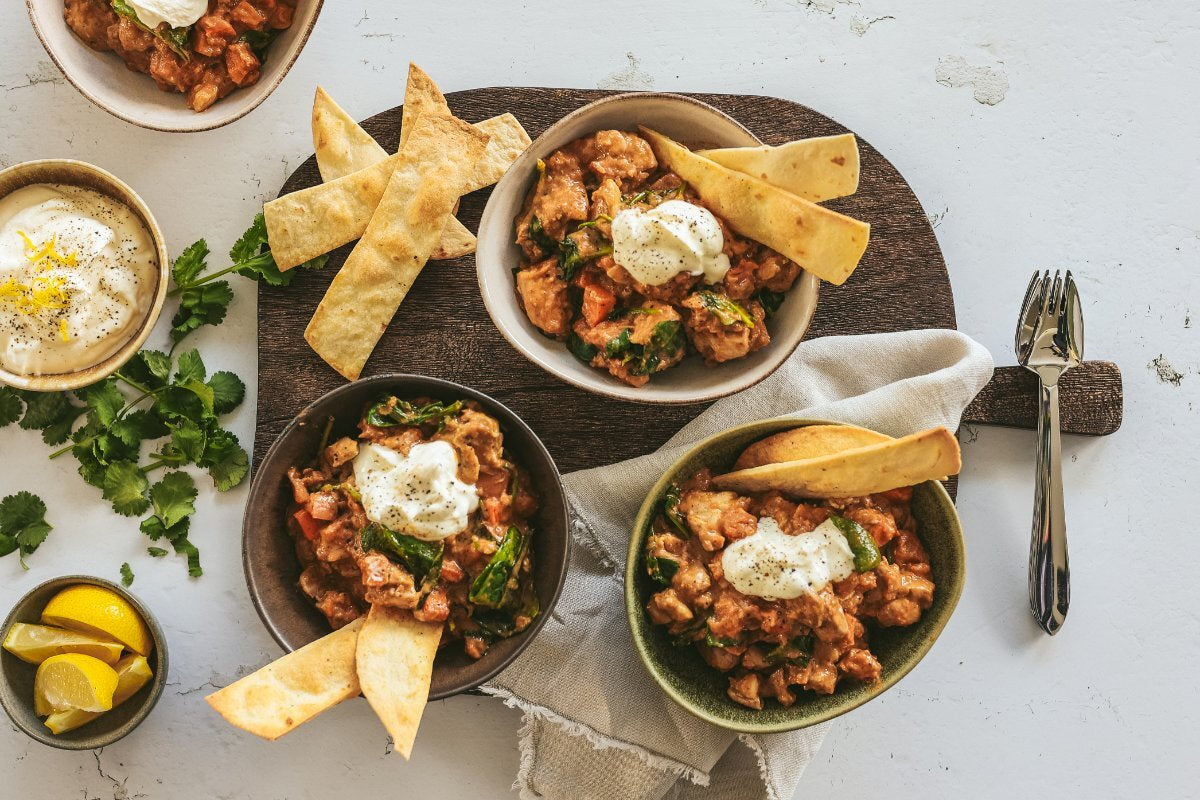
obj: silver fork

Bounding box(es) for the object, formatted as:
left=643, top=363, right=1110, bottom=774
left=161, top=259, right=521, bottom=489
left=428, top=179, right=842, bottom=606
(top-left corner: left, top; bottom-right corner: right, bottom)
left=1014, top=270, right=1083, bottom=635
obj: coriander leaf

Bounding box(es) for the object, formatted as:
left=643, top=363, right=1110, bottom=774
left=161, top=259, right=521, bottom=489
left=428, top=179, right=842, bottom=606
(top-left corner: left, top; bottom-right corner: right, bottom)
left=119, top=349, right=171, bottom=390
left=299, top=252, right=330, bottom=272
left=92, top=430, right=139, bottom=466
left=171, top=281, right=234, bottom=343
left=172, top=239, right=210, bottom=287
left=18, top=391, right=72, bottom=431
left=0, top=387, right=22, bottom=427
left=102, top=461, right=150, bottom=516
left=174, top=349, right=206, bottom=383
left=207, top=371, right=245, bottom=415
left=229, top=212, right=269, bottom=264
left=200, top=428, right=249, bottom=491
left=147, top=546, right=168, bottom=557
left=110, top=410, right=169, bottom=449
left=0, top=491, right=52, bottom=566
left=73, top=439, right=107, bottom=488
left=150, top=471, right=196, bottom=529
left=40, top=406, right=86, bottom=446
left=177, top=378, right=214, bottom=415
left=159, top=419, right=206, bottom=465
left=78, top=379, right=125, bottom=427
left=140, top=515, right=201, bottom=577
left=152, top=386, right=206, bottom=422
left=120, top=562, right=134, bottom=587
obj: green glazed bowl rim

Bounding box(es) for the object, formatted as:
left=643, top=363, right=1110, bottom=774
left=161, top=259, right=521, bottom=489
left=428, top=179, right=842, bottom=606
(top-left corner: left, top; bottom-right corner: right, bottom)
left=624, top=417, right=965, bottom=734
left=0, top=574, right=169, bottom=750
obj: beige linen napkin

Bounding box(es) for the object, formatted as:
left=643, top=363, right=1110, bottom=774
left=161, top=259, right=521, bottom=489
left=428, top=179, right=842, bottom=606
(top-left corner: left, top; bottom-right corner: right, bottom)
left=483, top=329, right=994, bottom=800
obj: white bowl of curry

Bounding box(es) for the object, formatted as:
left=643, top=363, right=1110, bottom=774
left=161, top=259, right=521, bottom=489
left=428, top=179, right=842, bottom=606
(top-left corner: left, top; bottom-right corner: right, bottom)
left=476, top=93, right=820, bottom=405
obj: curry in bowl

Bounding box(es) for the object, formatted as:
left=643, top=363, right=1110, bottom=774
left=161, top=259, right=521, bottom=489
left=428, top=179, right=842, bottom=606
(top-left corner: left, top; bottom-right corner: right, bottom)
left=286, top=394, right=540, bottom=661
left=628, top=420, right=965, bottom=730
left=645, top=469, right=932, bottom=709
left=511, top=126, right=869, bottom=389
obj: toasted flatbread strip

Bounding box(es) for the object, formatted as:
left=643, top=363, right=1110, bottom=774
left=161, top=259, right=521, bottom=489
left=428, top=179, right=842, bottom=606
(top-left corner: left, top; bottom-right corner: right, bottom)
left=399, top=63, right=449, bottom=152
left=312, top=86, right=388, bottom=183
left=312, top=86, right=477, bottom=257
left=714, top=427, right=961, bottom=498
left=468, top=113, right=532, bottom=191
left=356, top=606, right=442, bottom=759
left=264, top=152, right=403, bottom=271
left=639, top=127, right=870, bottom=285
left=204, top=618, right=363, bottom=741
left=733, top=424, right=892, bottom=471
left=304, top=113, right=488, bottom=379
left=698, top=133, right=860, bottom=203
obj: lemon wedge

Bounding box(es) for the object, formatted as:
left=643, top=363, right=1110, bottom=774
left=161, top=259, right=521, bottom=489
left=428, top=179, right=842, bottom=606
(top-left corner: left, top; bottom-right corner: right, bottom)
left=43, top=654, right=153, bottom=734
left=3, top=623, right=124, bottom=665
left=34, top=653, right=119, bottom=714
left=41, top=585, right=152, bottom=656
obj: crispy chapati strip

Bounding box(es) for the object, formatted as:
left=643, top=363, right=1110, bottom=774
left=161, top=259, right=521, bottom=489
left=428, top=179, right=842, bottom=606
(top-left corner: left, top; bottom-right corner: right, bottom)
left=639, top=127, right=870, bottom=285
left=698, top=133, right=860, bottom=203
left=399, top=63, right=450, bottom=152
left=467, top=113, right=532, bottom=191
left=733, top=424, right=892, bottom=471
left=356, top=605, right=441, bottom=759
left=312, top=86, right=388, bottom=183
left=715, top=427, right=961, bottom=498
left=304, top=113, right=488, bottom=379
left=264, top=152, right=403, bottom=271
left=203, top=618, right=363, bottom=741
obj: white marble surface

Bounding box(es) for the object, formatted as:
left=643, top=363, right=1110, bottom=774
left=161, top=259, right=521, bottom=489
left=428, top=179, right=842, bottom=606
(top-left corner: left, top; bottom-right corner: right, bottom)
left=1, top=1, right=1197, bottom=798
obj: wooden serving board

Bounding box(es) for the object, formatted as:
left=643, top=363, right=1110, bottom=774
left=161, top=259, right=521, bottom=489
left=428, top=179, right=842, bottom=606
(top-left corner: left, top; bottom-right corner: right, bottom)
left=256, top=87, right=1122, bottom=476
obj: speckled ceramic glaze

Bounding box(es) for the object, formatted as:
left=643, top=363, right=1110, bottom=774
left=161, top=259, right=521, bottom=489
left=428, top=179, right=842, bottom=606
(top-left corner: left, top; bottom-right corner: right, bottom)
left=0, top=160, right=169, bottom=392
left=0, top=575, right=168, bottom=750
left=476, top=92, right=820, bottom=405
left=243, top=374, right=570, bottom=700
left=625, top=418, right=965, bottom=734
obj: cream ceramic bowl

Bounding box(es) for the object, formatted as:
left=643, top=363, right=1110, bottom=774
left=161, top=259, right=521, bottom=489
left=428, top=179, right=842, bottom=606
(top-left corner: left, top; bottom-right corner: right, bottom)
left=25, top=0, right=323, bottom=132
left=0, top=159, right=169, bottom=392
left=476, top=93, right=820, bottom=405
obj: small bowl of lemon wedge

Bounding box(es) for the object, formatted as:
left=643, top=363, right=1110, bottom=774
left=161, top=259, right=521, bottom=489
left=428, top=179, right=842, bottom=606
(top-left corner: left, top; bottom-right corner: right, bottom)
left=0, top=576, right=167, bottom=749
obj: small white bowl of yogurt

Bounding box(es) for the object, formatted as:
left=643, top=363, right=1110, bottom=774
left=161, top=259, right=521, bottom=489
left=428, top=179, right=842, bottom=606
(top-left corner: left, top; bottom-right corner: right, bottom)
left=0, top=160, right=168, bottom=392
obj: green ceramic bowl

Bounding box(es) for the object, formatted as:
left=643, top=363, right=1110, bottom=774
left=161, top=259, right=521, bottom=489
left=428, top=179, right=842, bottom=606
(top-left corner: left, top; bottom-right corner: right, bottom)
left=624, top=418, right=965, bottom=734
left=0, top=575, right=168, bottom=749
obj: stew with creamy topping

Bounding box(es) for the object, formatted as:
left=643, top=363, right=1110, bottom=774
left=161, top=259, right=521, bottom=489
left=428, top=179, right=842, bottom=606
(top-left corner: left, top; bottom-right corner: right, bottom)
left=287, top=396, right=539, bottom=660
left=513, top=130, right=804, bottom=388
left=644, top=467, right=934, bottom=709
left=63, top=0, right=297, bottom=112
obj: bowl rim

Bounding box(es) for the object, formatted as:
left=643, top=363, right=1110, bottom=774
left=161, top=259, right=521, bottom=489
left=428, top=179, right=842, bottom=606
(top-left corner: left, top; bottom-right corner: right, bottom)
left=0, top=574, right=169, bottom=750
left=241, top=372, right=571, bottom=699
left=24, top=0, right=325, bottom=133
left=0, top=159, right=170, bottom=392
left=475, top=91, right=820, bottom=407
left=623, top=417, right=966, bottom=733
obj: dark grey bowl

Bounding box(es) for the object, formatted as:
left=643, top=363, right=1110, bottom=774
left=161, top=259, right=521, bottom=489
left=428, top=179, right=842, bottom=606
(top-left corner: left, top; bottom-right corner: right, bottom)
left=243, top=374, right=569, bottom=699
left=0, top=575, right=168, bottom=749
left=625, top=418, right=965, bottom=733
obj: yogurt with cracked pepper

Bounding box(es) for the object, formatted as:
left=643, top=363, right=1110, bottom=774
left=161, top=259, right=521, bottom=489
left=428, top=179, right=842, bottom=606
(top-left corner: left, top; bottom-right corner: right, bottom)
left=611, top=199, right=731, bottom=286
left=353, top=441, right=480, bottom=542
left=0, top=184, right=157, bottom=376
left=722, top=517, right=856, bottom=600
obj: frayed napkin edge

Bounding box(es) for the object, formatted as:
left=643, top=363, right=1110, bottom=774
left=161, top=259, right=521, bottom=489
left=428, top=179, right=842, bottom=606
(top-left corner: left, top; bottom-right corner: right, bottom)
left=479, top=684, right=712, bottom=797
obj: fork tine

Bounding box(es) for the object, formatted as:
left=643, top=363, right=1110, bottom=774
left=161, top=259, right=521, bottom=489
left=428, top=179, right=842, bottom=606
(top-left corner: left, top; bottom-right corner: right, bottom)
left=1042, top=269, right=1061, bottom=319
left=1064, top=270, right=1085, bottom=359
left=1014, top=270, right=1043, bottom=353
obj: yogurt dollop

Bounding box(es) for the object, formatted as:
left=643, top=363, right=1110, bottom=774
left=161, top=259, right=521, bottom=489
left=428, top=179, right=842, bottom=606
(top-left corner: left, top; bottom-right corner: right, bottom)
left=611, top=200, right=731, bottom=286
left=123, top=0, right=208, bottom=30
left=721, top=517, right=856, bottom=600
left=353, top=441, right=480, bottom=542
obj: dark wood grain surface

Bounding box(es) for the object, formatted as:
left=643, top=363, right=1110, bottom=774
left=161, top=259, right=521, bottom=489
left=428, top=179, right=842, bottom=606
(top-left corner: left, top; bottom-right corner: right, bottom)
left=963, top=361, right=1123, bottom=435
left=255, top=87, right=1121, bottom=479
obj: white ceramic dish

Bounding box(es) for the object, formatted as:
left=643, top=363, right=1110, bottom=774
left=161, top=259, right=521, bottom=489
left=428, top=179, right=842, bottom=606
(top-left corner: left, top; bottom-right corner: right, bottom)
left=475, top=92, right=820, bottom=405
left=25, top=0, right=323, bottom=132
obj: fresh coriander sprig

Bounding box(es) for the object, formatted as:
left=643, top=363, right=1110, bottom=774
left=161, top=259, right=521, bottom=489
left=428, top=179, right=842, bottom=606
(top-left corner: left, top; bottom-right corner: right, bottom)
left=165, top=213, right=327, bottom=344
left=0, top=212, right=300, bottom=575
